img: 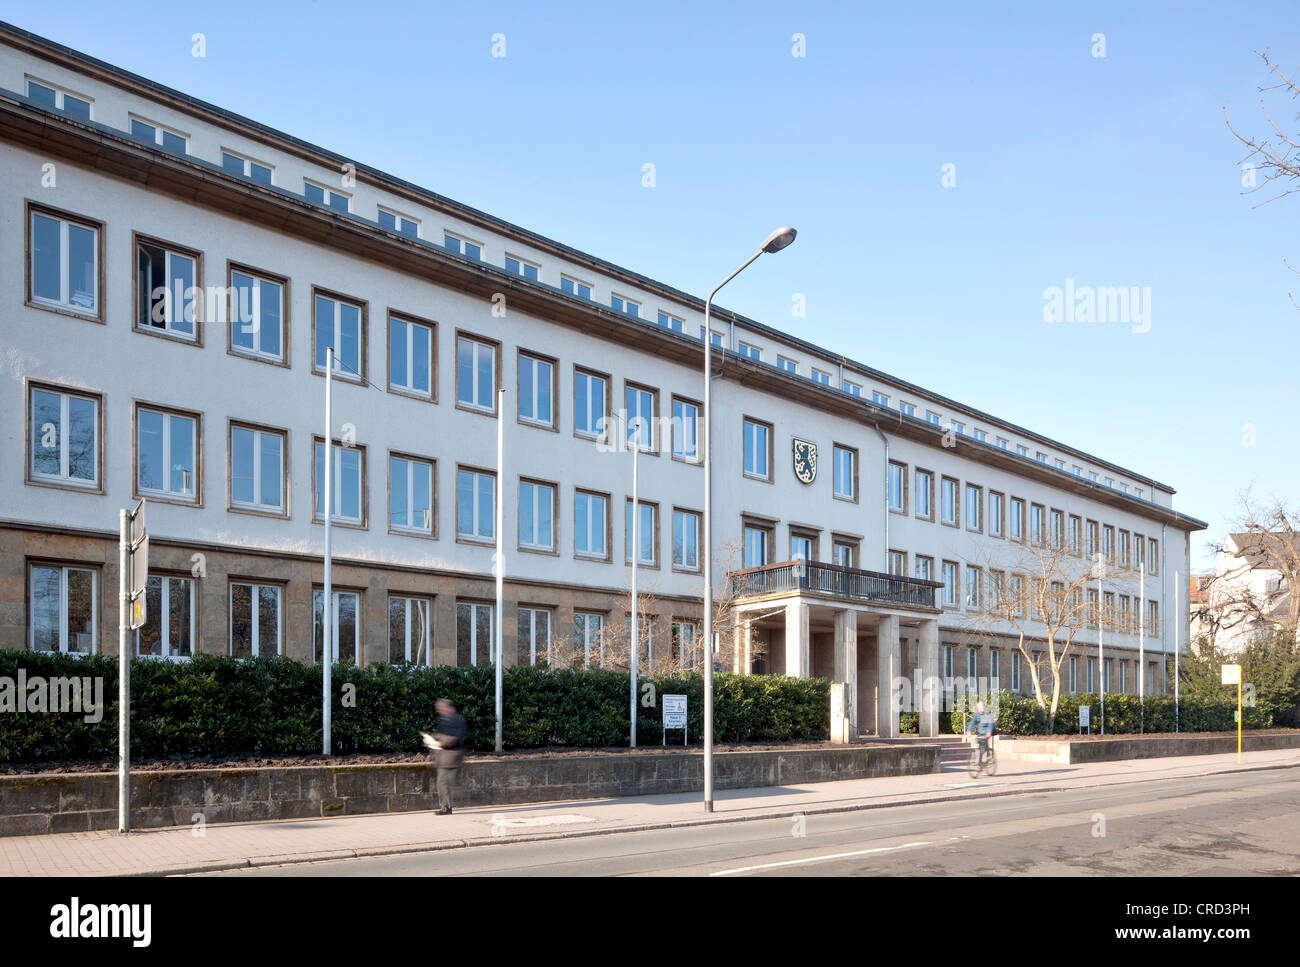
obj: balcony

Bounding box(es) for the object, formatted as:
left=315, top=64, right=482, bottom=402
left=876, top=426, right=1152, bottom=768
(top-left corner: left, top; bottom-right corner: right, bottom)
left=727, top=559, right=942, bottom=612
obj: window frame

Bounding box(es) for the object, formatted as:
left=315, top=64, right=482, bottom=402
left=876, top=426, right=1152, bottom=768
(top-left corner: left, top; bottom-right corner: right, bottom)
left=742, top=417, right=774, bottom=482
left=133, top=400, right=202, bottom=507
left=311, top=286, right=368, bottom=383
left=136, top=573, right=197, bottom=661
left=26, top=560, right=99, bottom=655
left=377, top=205, right=421, bottom=239
left=220, top=149, right=274, bottom=185
left=25, top=76, right=93, bottom=118
left=312, top=435, right=368, bottom=529
left=670, top=396, right=702, bottom=466
left=388, top=593, right=433, bottom=666
left=965, top=483, right=983, bottom=534
left=229, top=580, right=283, bottom=658
left=387, top=450, right=437, bottom=539
left=914, top=468, right=934, bottom=521
left=574, top=488, right=612, bottom=561
left=132, top=232, right=204, bottom=344
left=454, top=330, right=502, bottom=417
left=303, top=178, right=351, bottom=212
left=517, top=477, right=558, bottom=554
left=386, top=309, right=437, bottom=403
left=940, top=476, right=960, bottom=528
left=129, top=115, right=190, bottom=152
left=226, top=261, right=289, bottom=368
left=25, top=200, right=105, bottom=323
left=455, top=465, right=497, bottom=545
left=623, top=381, right=660, bottom=454
left=672, top=507, right=703, bottom=573
left=25, top=380, right=104, bottom=494
left=833, top=444, right=858, bottom=503
left=517, top=349, right=558, bottom=430
left=228, top=419, right=288, bottom=519
left=313, top=587, right=363, bottom=665
left=888, top=460, right=908, bottom=514
left=624, top=497, right=660, bottom=568
left=574, top=365, right=612, bottom=443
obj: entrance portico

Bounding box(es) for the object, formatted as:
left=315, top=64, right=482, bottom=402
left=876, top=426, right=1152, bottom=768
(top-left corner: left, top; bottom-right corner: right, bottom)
left=728, top=560, right=943, bottom=739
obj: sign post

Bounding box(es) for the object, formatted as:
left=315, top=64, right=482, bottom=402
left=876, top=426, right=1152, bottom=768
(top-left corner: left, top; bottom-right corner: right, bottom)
left=663, top=694, right=687, bottom=747
left=1079, top=704, right=1090, bottom=736
left=1222, top=664, right=1242, bottom=763
left=119, top=498, right=147, bottom=834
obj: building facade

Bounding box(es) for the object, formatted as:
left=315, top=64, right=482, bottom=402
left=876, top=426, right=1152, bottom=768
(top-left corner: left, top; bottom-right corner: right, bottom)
left=0, top=23, right=1206, bottom=736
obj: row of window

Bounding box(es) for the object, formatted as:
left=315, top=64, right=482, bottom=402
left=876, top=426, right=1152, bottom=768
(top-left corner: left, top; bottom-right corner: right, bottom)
left=28, top=561, right=700, bottom=669
left=939, top=644, right=1160, bottom=695
left=885, top=461, right=1159, bottom=572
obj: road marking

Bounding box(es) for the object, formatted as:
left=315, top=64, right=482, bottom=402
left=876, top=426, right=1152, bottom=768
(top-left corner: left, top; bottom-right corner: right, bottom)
left=710, top=841, right=931, bottom=876
left=496, top=814, right=596, bottom=828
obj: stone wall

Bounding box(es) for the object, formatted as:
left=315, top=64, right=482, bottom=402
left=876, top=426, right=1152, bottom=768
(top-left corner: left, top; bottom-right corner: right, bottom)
left=0, top=744, right=941, bottom=836
left=996, top=731, right=1300, bottom=764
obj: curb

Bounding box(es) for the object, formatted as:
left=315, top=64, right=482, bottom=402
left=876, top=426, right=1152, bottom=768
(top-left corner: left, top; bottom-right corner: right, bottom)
left=138, top=757, right=1300, bottom=877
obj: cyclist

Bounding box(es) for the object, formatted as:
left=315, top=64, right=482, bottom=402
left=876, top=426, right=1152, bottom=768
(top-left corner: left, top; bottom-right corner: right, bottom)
left=965, top=699, right=996, bottom=770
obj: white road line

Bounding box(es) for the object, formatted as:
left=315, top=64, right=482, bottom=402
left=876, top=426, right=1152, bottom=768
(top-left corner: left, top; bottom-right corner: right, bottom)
left=710, top=841, right=931, bottom=876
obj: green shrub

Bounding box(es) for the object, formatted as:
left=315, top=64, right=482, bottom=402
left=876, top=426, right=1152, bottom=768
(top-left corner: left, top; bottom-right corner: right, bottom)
left=0, top=652, right=830, bottom=762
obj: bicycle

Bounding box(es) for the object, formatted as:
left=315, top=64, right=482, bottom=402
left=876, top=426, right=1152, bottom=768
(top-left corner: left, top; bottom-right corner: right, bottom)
left=967, top=737, right=997, bottom=778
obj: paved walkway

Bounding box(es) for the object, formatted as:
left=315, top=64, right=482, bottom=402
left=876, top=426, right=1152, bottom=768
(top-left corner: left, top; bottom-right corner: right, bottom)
left=5, top=748, right=1298, bottom=876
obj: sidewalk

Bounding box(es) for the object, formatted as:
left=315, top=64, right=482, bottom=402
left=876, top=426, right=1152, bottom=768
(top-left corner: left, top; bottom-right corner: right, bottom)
left=5, top=748, right=1298, bottom=876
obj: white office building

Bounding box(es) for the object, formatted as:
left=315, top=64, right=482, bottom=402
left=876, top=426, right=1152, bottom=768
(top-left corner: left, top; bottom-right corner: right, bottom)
left=0, top=22, right=1206, bottom=736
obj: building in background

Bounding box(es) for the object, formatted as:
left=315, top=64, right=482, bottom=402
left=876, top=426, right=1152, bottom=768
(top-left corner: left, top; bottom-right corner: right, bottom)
left=1196, top=534, right=1297, bottom=654
left=0, top=22, right=1206, bottom=736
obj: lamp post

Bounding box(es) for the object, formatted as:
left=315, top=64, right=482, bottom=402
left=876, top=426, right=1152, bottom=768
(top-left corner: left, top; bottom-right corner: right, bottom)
left=702, top=226, right=797, bottom=813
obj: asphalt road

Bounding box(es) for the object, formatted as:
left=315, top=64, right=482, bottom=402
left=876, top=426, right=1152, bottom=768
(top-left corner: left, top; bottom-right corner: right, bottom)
left=211, top=767, right=1300, bottom=876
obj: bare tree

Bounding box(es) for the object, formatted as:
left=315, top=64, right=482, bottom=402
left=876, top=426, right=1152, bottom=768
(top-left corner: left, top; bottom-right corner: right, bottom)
left=971, top=536, right=1116, bottom=725
left=1200, top=492, right=1300, bottom=652
left=1225, top=50, right=1300, bottom=307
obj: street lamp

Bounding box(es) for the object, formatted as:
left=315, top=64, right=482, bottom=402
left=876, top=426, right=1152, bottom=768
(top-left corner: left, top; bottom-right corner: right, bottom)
left=702, top=226, right=797, bottom=813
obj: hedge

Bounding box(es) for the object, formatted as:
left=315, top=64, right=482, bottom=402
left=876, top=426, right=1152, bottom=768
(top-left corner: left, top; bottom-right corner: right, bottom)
left=948, top=689, right=1274, bottom=736
left=0, top=651, right=829, bottom=762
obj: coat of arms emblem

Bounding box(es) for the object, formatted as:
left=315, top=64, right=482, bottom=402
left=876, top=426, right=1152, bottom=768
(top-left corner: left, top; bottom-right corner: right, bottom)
left=792, top=439, right=817, bottom=484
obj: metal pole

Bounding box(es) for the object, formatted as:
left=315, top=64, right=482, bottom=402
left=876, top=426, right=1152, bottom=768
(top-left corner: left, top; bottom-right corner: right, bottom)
left=1139, top=561, right=1145, bottom=733
left=1175, top=569, right=1180, bottom=733
left=323, top=347, right=333, bottom=756
left=1097, top=553, right=1104, bottom=735
left=118, top=508, right=129, bottom=833
left=631, top=437, right=639, bottom=749
left=495, top=386, right=504, bottom=753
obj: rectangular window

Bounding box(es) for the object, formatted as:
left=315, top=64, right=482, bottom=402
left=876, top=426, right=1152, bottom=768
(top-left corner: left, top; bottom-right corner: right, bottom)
left=444, top=232, right=482, bottom=261
left=624, top=500, right=658, bottom=566
left=1134, top=533, right=1146, bottom=571
left=314, top=590, right=360, bottom=663
left=1010, top=498, right=1025, bottom=542
left=28, top=385, right=99, bottom=489
left=700, top=327, right=724, bottom=347
left=1050, top=509, right=1065, bottom=549
left=574, top=612, right=604, bottom=668
left=967, top=648, right=978, bottom=680
left=504, top=255, right=540, bottom=281
left=229, top=267, right=285, bottom=362
left=130, top=117, right=188, bottom=153
left=973, top=429, right=987, bottom=443
left=456, top=468, right=496, bottom=542
left=1016, top=445, right=1029, bottom=458
left=26, top=78, right=92, bottom=119
left=389, top=595, right=431, bottom=665
left=657, top=311, right=685, bottom=332
left=230, top=583, right=281, bottom=658
left=575, top=490, right=609, bottom=559
left=304, top=179, right=350, bottom=212
left=965, top=484, right=983, bottom=532
left=990, top=650, right=1001, bottom=686
left=810, top=368, right=831, bottom=386
left=872, top=391, right=890, bottom=407
left=1148, top=538, right=1159, bottom=574
left=137, top=406, right=199, bottom=502
left=671, top=621, right=699, bottom=670
left=673, top=509, right=701, bottom=571
left=777, top=356, right=798, bottom=375
left=965, top=565, right=982, bottom=610
left=136, top=236, right=200, bottom=339
left=941, top=561, right=959, bottom=608
left=997, top=437, right=1010, bottom=450
left=220, top=150, right=273, bottom=184
left=915, top=470, right=933, bottom=520
left=888, top=550, right=907, bottom=576
left=29, top=206, right=99, bottom=316
left=926, top=411, right=942, bottom=426
left=388, top=315, right=434, bottom=398
left=888, top=461, right=907, bottom=513
left=1086, top=520, right=1099, bottom=558
left=791, top=533, right=816, bottom=562
left=313, top=439, right=364, bottom=525
left=671, top=398, right=700, bottom=463
left=611, top=294, right=640, bottom=317
left=950, top=421, right=964, bottom=436
left=1011, top=653, right=1021, bottom=691
left=624, top=384, right=657, bottom=451
left=518, top=352, right=555, bottom=427
left=378, top=207, right=420, bottom=239
left=834, top=541, right=858, bottom=568
left=230, top=423, right=285, bottom=514
left=456, top=602, right=495, bottom=666
left=517, top=606, right=552, bottom=666
left=843, top=380, right=861, bottom=397
left=575, top=368, right=609, bottom=440
left=988, top=492, right=1004, bottom=538
left=1069, top=515, right=1082, bottom=556
left=941, top=477, right=959, bottom=526
left=1069, top=657, right=1078, bottom=694
left=561, top=276, right=592, bottom=300
left=314, top=292, right=364, bottom=380
left=834, top=446, right=857, bottom=500
left=456, top=335, right=497, bottom=411
left=989, top=570, right=1005, bottom=610
left=743, top=524, right=771, bottom=569
left=942, top=646, right=955, bottom=685
left=1119, top=530, right=1131, bottom=568
left=1030, top=504, right=1046, bottom=545
left=28, top=563, right=97, bottom=653
left=743, top=419, right=772, bottom=480
left=737, top=342, right=762, bottom=362
left=389, top=454, right=434, bottom=535
left=137, top=575, right=194, bottom=659
left=519, top=479, right=556, bottom=551
left=1103, top=525, right=1116, bottom=564
left=899, top=402, right=916, bottom=418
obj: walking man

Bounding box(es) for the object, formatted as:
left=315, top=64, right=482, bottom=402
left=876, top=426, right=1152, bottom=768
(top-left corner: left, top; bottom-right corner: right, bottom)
left=424, top=698, right=467, bottom=815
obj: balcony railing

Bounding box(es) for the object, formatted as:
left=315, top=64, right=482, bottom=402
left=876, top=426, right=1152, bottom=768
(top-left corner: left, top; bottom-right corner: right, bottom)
left=728, top=560, right=942, bottom=611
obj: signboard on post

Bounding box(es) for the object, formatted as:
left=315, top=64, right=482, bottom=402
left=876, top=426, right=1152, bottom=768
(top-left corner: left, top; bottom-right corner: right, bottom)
left=1222, top=664, right=1243, bottom=762
left=128, top=500, right=148, bottom=629
left=663, top=694, right=687, bottom=746
left=1079, top=705, right=1090, bottom=735
left=119, top=499, right=147, bottom=834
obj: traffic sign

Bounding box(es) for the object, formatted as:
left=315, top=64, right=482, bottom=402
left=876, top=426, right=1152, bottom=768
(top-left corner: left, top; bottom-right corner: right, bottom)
left=128, top=499, right=148, bottom=629
left=1221, top=664, right=1241, bottom=685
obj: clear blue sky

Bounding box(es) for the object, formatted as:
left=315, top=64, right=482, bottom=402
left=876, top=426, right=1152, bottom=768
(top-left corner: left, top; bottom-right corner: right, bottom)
left=10, top=0, right=1296, bottom=568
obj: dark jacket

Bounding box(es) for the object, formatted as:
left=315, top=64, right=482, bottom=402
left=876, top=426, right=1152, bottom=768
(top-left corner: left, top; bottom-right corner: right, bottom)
left=433, top=711, right=467, bottom=769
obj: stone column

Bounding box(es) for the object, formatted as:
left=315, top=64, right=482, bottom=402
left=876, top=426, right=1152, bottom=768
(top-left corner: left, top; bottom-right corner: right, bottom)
left=875, top=614, right=900, bottom=738
left=784, top=601, right=810, bottom=678
left=918, top=618, right=940, bottom=737
left=833, top=610, right=858, bottom=733
left=732, top=613, right=745, bottom=674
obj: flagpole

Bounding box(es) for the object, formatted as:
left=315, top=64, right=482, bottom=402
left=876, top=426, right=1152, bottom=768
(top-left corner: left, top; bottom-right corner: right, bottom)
left=495, top=386, right=504, bottom=753
left=323, top=347, right=333, bottom=756
left=631, top=434, right=639, bottom=748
